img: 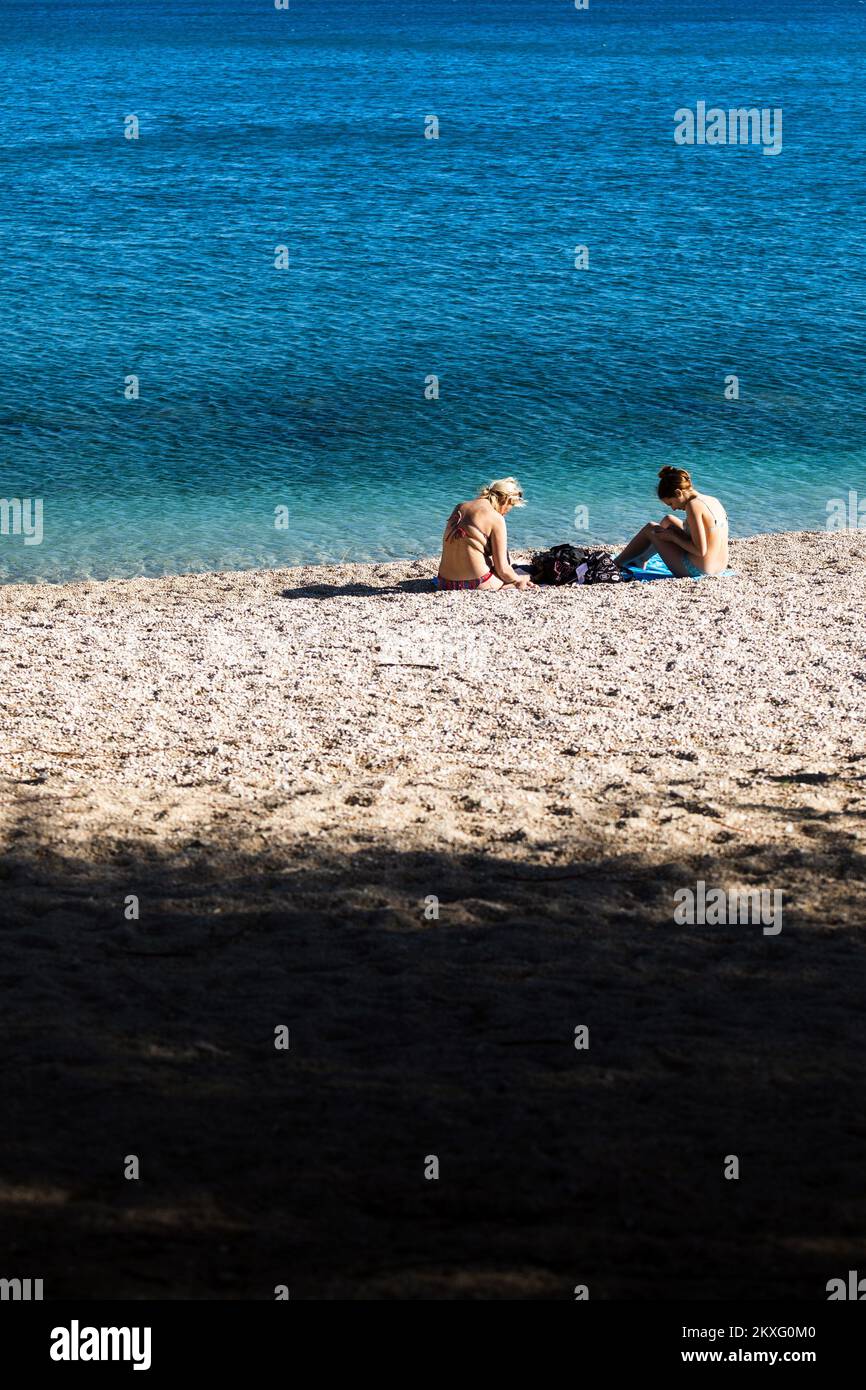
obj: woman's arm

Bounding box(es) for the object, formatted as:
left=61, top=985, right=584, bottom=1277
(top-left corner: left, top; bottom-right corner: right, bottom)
left=489, top=516, right=532, bottom=587
left=653, top=504, right=706, bottom=557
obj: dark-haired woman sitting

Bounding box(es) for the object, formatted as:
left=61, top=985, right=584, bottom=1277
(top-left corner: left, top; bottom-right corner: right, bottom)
left=615, top=467, right=729, bottom=578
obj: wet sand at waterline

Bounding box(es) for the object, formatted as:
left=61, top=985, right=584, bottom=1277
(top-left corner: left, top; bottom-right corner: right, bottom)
left=1, top=529, right=865, bottom=1299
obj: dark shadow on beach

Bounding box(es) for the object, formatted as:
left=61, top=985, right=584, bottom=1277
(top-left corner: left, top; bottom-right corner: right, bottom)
left=1, top=813, right=865, bottom=1300
left=279, top=562, right=538, bottom=601
left=281, top=577, right=432, bottom=600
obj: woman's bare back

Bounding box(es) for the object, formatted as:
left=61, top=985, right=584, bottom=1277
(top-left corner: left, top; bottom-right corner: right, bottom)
left=440, top=498, right=497, bottom=580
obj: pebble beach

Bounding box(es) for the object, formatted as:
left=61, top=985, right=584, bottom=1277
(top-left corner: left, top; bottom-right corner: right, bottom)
left=2, top=527, right=865, bottom=1299
left=3, top=529, right=864, bottom=831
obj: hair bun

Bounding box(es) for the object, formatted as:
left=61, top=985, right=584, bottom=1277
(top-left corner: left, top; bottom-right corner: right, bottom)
left=656, top=465, right=693, bottom=499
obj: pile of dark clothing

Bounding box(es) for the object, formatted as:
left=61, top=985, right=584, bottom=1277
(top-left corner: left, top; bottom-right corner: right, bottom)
left=529, top=543, right=634, bottom=586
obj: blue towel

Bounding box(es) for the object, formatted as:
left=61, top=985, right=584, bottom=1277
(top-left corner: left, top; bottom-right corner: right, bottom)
left=625, top=554, right=735, bottom=582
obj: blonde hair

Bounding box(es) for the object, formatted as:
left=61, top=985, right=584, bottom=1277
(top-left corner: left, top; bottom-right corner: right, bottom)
left=477, top=476, right=526, bottom=511
left=657, top=466, right=694, bottom=500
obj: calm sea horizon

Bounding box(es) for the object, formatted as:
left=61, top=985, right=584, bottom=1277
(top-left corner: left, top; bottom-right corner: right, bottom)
left=1, top=0, right=864, bottom=582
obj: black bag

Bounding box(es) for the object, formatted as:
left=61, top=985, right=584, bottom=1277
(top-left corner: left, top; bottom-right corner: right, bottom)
left=530, top=543, right=634, bottom=586
left=530, top=543, right=584, bottom=586
left=578, top=549, right=634, bottom=584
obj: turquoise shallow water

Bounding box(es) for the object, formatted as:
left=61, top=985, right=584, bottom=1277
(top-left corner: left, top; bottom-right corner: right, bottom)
left=1, top=0, right=865, bottom=581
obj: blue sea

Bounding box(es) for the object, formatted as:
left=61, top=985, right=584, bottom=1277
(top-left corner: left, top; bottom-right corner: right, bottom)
left=1, top=0, right=864, bottom=582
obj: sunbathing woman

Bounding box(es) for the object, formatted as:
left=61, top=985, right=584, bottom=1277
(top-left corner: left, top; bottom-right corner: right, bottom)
left=435, top=477, right=535, bottom=591
left=615, top=466, right=729, bottom=578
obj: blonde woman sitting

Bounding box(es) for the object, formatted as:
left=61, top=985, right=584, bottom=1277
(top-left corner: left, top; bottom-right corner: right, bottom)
left=435, top=477, right=535, bottom=592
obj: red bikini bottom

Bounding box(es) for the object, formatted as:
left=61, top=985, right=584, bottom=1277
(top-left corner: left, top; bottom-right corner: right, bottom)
left=433, top=570, right=495, bottom=591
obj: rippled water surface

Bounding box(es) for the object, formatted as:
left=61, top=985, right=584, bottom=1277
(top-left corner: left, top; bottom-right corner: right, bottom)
left=1, top=0, right=865, bottom=580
